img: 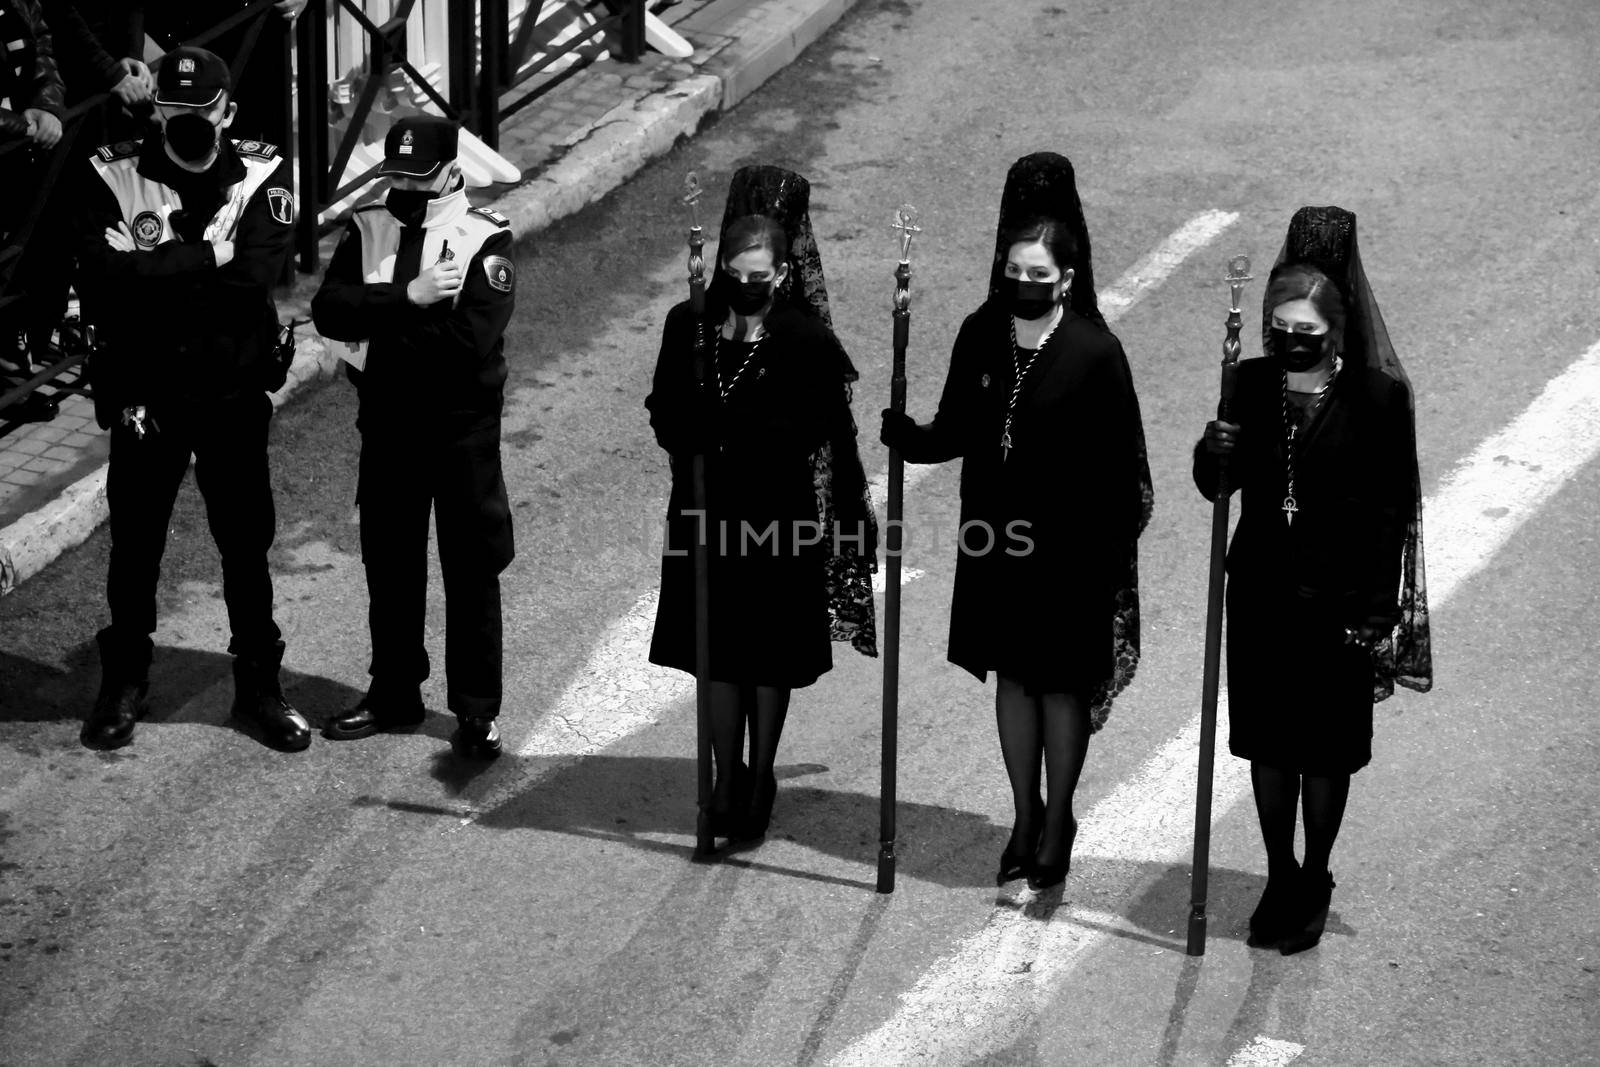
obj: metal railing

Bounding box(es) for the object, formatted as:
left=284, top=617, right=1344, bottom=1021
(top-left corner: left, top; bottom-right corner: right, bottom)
left=0, top=0, right=650, bottom=431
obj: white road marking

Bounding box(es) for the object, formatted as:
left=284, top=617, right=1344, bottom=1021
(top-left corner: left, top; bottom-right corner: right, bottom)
left=828, top=338, right=1600, bottom=1063
left=1226, top=1036, right=1306, bottom=1066
left=511, top=211, right=1240, bottom=766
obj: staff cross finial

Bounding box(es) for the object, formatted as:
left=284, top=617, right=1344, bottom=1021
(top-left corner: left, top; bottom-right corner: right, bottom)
left=892, top=204, right=921, bottom=262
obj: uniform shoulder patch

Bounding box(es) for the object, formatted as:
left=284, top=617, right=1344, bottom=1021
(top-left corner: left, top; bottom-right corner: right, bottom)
left=482, top=254, right=515, bottom=293
left=266, top=186, right=294, bottom=225
left=469, top=206, right=512, bottom=228
left=233, top=139, right=280, bottom=160
left=95, top=140, right=140, bottom=163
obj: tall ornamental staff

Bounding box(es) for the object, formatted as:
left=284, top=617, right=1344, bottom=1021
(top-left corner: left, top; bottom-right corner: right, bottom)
left=878, top=204, right=921, bottom=894
left=1187, top=254, right=1252, bottom=955
left=682, top=172, right=717, bottom=859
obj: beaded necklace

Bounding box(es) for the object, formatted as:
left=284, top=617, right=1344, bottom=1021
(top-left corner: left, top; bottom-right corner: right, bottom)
left=1280, top=354, right=1343, bottom=525
left=713, top=328, right=766, bottom=400
left=1001, top=309, right=1063, bottom=461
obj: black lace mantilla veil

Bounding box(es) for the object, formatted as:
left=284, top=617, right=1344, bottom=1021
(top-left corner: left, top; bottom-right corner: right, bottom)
left=993, top=152, right=1155, bottom=729
left=1269, top=205, right=1433, bottom=700
left=706, top=164, right=880, bottom=657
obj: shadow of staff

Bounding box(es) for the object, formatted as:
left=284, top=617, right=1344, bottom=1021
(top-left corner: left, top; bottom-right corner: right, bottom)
left=384, top=752, right=1012, bottom=889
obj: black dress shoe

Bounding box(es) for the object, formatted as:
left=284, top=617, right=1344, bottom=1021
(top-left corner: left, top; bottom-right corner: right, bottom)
left=451, top=717, right=502, bottom=760
left=232, top=687, right=312, bottom=752
left=1279, top=869, right=1336, bottom=955
left=82, top=679, right=148, bottom=750
left=1246, top=863, right=1301, bottom=948
left=323, top=695, right=426, bottom=740
left=1027, top=816, right=1079, bottom=891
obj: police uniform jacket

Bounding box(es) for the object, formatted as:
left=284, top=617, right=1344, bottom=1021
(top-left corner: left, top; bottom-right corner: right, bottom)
left=77, top=135, right=294, bottom=405
left=310, top=186, right=515, bottom=442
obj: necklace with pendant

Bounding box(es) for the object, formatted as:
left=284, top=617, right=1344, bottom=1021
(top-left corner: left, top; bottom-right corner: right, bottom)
left=1001, top=310, right=1062, bottom=461
left=714, top=329, right=766, bottom=400
left=1280, top=356, right=1342, bottom=525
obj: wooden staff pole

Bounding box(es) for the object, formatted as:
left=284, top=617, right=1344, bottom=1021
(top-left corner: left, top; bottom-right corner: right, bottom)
left=683, top=173, right=716, bottom=859
left=878, top=205, right=920, bottom=894
left=1187, top=254, right=1252, bottom=954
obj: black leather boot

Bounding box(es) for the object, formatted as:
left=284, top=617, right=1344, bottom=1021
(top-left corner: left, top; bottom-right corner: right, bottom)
left=230, top=640, right=311, bottom=752
left=83, top=676, right=147, bottom=749
left=83, top=628, right=147, bottom=749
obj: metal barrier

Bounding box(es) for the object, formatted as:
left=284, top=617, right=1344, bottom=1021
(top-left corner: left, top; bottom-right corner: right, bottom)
left=0, top=0, right=650, bottom=428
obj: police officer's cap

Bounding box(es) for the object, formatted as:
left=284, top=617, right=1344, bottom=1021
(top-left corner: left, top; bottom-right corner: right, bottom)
left=378, top=116, right=459, bottom=180
left=154, top=46, right=231, bottom=108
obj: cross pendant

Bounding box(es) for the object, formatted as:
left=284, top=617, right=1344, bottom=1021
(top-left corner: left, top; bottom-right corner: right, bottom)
left=1001, top=431, right=1012, bottom=461
left=1282, top=495, right=1299, bottom=525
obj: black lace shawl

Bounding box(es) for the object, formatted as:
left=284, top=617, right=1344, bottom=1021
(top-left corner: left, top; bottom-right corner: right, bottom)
left=705, top=165, right=880, bottom=657
left=992, top=152, right=1153, bottom=728
left=1269, top=206, right=1433, bottom=700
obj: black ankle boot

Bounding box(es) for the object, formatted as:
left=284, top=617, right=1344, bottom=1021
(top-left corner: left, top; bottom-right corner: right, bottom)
left=1279, top=868, right=1336, bottom=955
left=230, top=641, right=311, bottom=752
left=83, top=675, right=147, bottom=749
left=1247, top=862, right=1301, bottom=948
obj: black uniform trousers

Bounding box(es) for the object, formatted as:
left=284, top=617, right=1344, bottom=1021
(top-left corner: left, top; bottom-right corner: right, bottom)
left=103, top=391, right=281, bottom=679
left=356, top=418, right=512, bottom=720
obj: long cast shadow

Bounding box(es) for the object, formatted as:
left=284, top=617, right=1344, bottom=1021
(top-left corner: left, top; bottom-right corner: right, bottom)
left=0, top=643, right=365, bottom=742
left=413, top=752, right=1011, bottom=889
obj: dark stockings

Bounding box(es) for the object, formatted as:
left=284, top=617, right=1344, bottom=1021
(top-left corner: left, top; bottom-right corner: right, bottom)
left=708, top=681, right=791, bottom=812
left=1250, top=762, right=1352, bottom=877
left=996, top=676, right=1091, bottom=866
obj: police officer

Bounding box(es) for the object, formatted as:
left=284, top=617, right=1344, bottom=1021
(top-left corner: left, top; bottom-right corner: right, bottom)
left=76, top=45, right=309, bottom=752
left=311, top=115, right=516, bottom=760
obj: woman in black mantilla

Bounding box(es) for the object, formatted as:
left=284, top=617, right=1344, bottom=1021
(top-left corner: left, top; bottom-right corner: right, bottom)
left=646, top=165, right=878, bottom=848
left=881, top=152, right=1153, bottom=890
left=1195, top=205, right=1432, bottom=954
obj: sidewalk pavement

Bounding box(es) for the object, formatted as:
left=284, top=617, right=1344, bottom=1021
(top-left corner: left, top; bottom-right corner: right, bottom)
left=0, top=0, right=860, bottom=597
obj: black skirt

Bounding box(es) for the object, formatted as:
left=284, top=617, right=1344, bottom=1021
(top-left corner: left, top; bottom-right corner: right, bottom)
left=1225, top=578, right=1375, bottom=775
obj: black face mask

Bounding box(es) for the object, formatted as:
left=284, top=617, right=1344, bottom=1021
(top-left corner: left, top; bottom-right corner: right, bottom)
left=727, top=279, right=775, bottom=316
left=1269, top=328, right=1328, bottom=372
left=164, top=112, right=221, bottom=163
left=1009, top=279, right=1059, bottom=321
left=385, top=187, right=439, bottom=227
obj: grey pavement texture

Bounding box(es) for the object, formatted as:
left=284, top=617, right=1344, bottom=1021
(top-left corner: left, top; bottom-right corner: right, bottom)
left=0, top=0, right=862, bottom=596
left=2, top=0, right=1599, bottom=1063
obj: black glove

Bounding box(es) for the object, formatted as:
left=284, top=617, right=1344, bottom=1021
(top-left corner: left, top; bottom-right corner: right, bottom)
left=880, top=408, right=918, bottom=451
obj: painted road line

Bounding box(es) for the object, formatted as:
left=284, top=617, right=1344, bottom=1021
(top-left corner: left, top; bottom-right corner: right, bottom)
left=1226, top=1036, right=1306, bottom=1066
left=865, top=208, right=1241, bottom=513
left=828, top=338, right=1600, bottom=1064
left=492, top=211, right=1239, bottom=782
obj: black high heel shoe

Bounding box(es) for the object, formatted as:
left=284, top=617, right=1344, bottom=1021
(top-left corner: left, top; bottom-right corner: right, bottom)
left=1246, top=862, right=1301, bottom=948
left=1027, top=816, right=1078, bottom=891
left=707, top=761, right=753, bottom=839
left=729, top=769, right=777, bottom=847
left=1279, top=868, right=1336, bottom=955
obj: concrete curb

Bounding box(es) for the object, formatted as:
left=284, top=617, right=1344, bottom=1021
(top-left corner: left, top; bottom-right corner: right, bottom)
left=0, top=0, right=860, bottom=597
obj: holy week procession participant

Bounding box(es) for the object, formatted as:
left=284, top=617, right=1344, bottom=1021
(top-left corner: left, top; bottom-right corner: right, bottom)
left=1194, top=205, right=1432, bottom=954
left=311, top=115, right=517, bottom=761
left=647, top=164, right=878, bottom=851
left=75, top=44, right=304, bottom=753
left=879, top=152, right=1153, bottom=891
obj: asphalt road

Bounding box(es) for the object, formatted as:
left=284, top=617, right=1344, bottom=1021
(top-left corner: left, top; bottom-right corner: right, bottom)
left=3, top=0, right=1598, bottom=1064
